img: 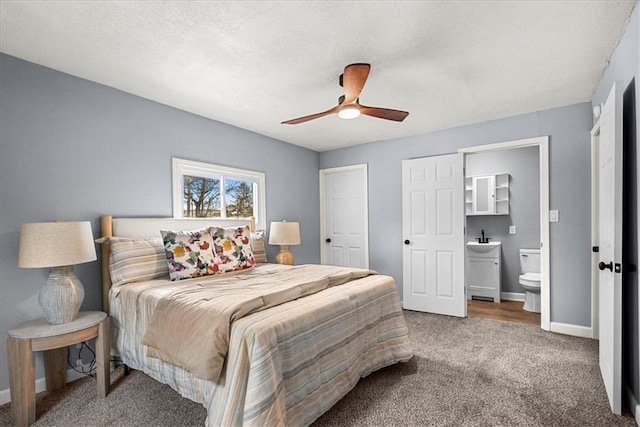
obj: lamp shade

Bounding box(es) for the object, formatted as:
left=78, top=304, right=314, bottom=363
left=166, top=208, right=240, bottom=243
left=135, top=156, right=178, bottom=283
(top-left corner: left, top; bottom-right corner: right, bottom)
left=19, top=221, right=97, bottom=268
left=268, top=221, right=301, bottom=246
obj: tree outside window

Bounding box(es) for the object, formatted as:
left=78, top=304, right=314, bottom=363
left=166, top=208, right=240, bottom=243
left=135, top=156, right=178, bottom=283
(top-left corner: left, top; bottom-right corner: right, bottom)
left=173, top=158, right=265, bottom=227
left=183, top=175, right=220, bottom=218
left=225, top=179, right=254, bottom=218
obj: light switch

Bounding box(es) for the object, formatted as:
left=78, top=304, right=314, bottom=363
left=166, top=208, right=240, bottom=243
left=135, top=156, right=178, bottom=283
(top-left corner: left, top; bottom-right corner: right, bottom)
left=549, top=210, right=559, bottom=222
left=509, top=225, right=516, bottom=234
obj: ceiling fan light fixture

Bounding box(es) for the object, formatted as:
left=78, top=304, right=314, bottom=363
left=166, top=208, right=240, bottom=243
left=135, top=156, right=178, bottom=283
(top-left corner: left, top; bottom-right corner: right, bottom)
left=281, top=63, right=408, bottom=125
left=338, top=105, right=360, bottom=120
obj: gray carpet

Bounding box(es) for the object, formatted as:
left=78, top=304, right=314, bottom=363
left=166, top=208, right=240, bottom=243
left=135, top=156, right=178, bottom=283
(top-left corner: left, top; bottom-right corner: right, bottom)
left=0, top=311, right=636, bottom=426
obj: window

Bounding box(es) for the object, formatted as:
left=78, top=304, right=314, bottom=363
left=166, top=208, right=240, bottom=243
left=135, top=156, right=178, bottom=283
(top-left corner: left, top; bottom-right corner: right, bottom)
left=172, top=158, right=266, bottom=227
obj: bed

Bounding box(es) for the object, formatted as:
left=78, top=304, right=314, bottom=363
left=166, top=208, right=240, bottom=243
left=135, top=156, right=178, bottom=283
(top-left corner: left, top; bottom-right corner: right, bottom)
left=99, top=215, right=413, bottom=426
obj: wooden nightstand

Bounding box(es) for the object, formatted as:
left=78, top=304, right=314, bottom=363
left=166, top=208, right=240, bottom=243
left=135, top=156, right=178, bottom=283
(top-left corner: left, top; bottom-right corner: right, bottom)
left=7, top=311, right=110, bottom=427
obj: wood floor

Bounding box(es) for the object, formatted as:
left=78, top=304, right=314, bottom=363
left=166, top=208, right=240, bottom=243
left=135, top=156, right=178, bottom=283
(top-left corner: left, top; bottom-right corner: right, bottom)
left=467, top=299, right=540, bottom=325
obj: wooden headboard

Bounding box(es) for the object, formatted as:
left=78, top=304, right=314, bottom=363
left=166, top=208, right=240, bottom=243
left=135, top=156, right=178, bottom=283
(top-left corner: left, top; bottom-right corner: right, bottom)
left=100, top=215, right=255, bottom=313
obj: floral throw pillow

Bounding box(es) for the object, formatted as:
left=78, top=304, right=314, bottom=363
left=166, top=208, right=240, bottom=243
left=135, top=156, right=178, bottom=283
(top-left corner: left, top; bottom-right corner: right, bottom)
left=160, top=228, right=217, bottom=281
left=209, top=225, right=255, bottom=273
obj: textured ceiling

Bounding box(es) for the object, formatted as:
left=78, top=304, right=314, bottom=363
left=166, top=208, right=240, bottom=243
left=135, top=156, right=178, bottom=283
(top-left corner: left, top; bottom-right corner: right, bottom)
left=0, top=1, right=636, bottom=152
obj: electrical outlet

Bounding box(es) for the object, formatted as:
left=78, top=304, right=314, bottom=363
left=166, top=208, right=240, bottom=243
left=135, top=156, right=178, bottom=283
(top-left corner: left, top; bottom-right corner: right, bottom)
left=549, top=210, right=559, bottom=222
left=509, top=225, right=516, bottom=234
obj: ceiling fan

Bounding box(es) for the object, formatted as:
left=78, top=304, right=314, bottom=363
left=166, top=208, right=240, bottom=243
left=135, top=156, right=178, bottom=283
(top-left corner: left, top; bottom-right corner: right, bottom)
left=281, top=63, right=409, bottom=125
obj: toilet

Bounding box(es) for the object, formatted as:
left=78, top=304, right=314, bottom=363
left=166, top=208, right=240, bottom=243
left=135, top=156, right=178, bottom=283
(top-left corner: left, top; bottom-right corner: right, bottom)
left=519, top=249, right=541, bottom=313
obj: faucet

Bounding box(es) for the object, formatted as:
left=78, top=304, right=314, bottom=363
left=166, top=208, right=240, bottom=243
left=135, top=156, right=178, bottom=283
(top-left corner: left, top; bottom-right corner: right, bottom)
left=477, top=229, right=491, bottom=244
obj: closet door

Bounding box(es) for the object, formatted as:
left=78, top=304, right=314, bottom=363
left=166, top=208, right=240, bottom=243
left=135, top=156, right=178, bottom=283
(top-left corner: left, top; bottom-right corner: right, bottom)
left=320, top=164, right=369, bottom=268
left=402, top=154, right=465, bottom=317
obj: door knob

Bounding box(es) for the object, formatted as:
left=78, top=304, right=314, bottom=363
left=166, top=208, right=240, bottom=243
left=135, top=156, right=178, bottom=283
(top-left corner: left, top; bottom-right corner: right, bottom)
left=326, top=238, right=331, bottom=243
left=599, top=261, right=613, bottom=271
left=404, top=240, right=410, bottom=245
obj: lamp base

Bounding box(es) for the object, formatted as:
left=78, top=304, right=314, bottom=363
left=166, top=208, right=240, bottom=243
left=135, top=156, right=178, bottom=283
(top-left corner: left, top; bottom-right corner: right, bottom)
left=275, top=245, right=294, bottom=265
left=39, top=266, right=85, bottom=324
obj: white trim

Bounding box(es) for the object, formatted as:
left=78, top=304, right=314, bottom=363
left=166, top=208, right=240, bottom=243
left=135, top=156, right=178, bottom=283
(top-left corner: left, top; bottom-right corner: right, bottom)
left=0, top=368, right=87, bottom=405
left=549, top=322, right=593, bottom=338
left=590, top=121, right=601, bottom=339
left=171, top=158, right=266, bottom=229
left=625, top=385, right=640, bottom=426
left=319, top=164, right=369, bottom=268
left=501, top=292, right=525, bottom=302
left=459, top=136, right=551, bottom=331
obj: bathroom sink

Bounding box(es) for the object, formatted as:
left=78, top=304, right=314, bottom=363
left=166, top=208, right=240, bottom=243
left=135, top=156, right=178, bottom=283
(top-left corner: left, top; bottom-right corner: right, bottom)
left=466, top=241, right=501, bottom=253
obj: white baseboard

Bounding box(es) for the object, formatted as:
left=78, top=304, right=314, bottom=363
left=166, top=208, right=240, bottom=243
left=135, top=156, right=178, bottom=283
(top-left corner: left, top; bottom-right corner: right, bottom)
left=501, top=292, right=525, bottom=301
left=466, top=292, right=525, bottom=302
left=626, top=385, right=640, bottom=426
left=549, top=321, right=593, bottom=338
left=0, top=368, right=88, bottom=405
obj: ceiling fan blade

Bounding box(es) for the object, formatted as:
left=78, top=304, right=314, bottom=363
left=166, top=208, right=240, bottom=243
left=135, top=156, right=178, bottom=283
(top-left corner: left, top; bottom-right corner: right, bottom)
left=360, top=105, right=409, bottom=122
left=342, top=63, right=370, bottom=103
left=281, top=106, right=338, bottom=125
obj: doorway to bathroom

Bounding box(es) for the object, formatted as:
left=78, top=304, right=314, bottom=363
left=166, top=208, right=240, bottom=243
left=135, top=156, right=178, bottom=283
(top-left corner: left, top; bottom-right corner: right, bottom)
left=460, top=136, right=550, bottom=329
left=467, top=300, right=541, bottom=325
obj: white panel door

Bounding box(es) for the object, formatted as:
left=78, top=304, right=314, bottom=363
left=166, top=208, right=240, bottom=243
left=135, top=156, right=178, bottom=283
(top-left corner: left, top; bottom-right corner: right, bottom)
left=402, top=154, right=465, bottom=317
left=597, top=82, right=623, bottom=414
left=320, top=164, right=369, bottom=268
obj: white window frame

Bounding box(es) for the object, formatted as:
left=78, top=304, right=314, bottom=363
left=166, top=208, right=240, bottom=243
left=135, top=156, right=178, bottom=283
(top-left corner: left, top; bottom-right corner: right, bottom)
left=172, top=158, right=266, bottom=228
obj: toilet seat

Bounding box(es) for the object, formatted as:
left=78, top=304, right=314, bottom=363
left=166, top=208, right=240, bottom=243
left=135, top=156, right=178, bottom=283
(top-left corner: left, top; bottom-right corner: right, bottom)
left=519, top=272, right=541, bottom=288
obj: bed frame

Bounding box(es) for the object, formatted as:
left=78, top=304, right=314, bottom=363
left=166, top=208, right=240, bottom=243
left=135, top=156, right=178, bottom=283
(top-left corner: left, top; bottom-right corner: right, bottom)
left=100, top=215, right=256, bottom=313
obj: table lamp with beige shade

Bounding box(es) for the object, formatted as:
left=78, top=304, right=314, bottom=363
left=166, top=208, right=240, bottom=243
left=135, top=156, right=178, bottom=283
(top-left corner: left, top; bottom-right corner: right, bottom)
left=19, top=221, right=97, bottom=324
left=268, top=220, right=301, bottom=265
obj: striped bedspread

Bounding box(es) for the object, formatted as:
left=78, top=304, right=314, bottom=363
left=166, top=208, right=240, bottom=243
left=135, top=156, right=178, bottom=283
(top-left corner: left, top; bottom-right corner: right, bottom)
left=142, top=264, right=379, bottom=382
left=110, top=264, right=413, bottom=426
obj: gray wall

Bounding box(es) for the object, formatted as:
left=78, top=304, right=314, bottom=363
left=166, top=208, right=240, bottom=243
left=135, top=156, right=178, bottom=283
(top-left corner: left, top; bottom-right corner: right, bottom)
left=592, top=4, right=640, bottom=415
left=0, top=53, right=321, bottom=392
left=320, top=103, right=593, bottom=329
left=466, top=147, right=540, bottom=294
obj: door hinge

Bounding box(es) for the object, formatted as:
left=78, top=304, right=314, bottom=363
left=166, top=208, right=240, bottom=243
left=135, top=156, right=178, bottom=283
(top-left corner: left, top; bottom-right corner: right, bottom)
left=592, top=246, right=599, bottom=252
left=614, top=263, right=622, bottom=274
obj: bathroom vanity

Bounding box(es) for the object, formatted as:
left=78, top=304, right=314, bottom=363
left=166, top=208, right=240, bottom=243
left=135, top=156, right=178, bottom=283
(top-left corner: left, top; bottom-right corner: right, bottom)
left=466, top=241, right=501, bottom=303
